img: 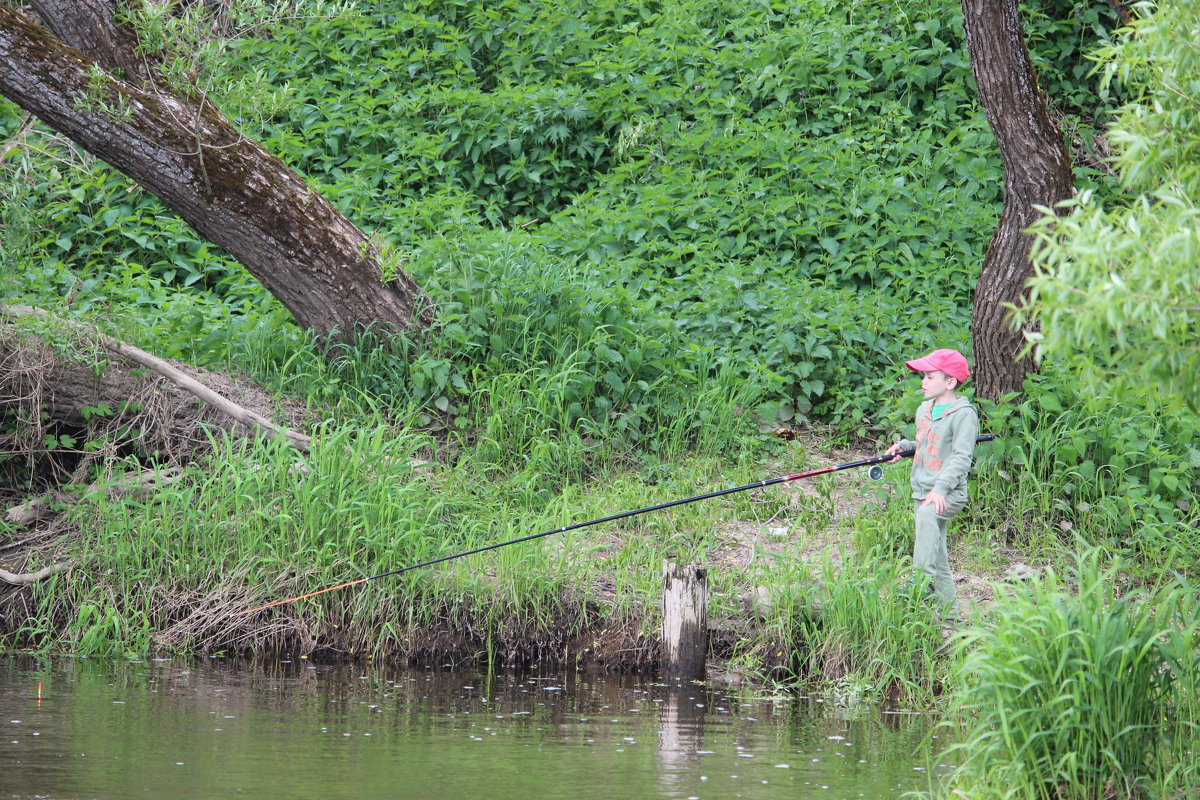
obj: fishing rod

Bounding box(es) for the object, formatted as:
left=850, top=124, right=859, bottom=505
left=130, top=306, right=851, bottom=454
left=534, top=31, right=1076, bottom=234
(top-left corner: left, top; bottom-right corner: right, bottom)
left=236, top=433, right=997, bottom=616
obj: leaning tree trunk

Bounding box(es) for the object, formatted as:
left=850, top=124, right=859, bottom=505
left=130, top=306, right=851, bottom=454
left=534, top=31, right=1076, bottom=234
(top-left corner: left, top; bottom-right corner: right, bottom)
left=26, top=0, right=149, bottom=84
left=0, top=7, right=432, bottom=344
left=961, top=0, right=1075, bottom=401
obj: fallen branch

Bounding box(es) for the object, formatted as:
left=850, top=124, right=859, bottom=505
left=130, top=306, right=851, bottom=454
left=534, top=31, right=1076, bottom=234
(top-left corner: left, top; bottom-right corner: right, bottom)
left=2, top=304, right=310, bottom=451
left=4, top=492, right=71, bottom=526
left=0, top=560, right=70, bottom=586
left=0, top=529, right=60, bottom=554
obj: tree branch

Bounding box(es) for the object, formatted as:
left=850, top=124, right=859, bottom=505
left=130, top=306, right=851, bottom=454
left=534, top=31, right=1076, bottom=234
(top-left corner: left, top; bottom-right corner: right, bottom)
left=0, top=561, right=70, bottom=586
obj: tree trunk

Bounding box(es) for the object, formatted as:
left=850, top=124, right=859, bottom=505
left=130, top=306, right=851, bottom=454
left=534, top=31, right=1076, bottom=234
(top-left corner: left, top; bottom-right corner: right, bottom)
left=961, top=0, right=1075, bottom=401
left=0, top=6, right=432, bottom=344
left=27, top=0, right=149, bottom=84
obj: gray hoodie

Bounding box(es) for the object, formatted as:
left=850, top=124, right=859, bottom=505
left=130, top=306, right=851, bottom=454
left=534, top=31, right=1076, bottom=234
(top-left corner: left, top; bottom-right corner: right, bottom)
left=897, top=396, right=979, bottom=503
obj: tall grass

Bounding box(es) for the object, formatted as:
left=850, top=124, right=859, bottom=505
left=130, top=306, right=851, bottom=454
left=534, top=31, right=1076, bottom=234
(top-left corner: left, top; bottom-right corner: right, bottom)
left=941, top=546, right=1200, bottom=799
left=803, top=548, right=947, bottom=702
left=13, top=391, right=759, bottom=658
left=715, top=542, right=949, bottom=704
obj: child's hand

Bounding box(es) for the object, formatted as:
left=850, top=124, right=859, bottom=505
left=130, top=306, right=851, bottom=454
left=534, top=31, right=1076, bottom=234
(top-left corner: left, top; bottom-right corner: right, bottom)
left=921, top=491, right=947, bottom=514
left=884, top=442, right=905, bottom=463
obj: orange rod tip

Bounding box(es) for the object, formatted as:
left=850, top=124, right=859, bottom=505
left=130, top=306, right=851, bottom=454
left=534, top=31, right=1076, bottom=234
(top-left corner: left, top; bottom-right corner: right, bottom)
left=235, top=577, right=369, bottom=616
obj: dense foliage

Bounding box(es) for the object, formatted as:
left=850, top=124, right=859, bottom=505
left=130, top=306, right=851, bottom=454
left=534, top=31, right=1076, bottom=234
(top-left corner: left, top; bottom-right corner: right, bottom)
left=4, top=0, right=1150, bottom=429
left=6, top=0, right=1009, bottom=429
left=1021, top=0, right=1200, bottom=407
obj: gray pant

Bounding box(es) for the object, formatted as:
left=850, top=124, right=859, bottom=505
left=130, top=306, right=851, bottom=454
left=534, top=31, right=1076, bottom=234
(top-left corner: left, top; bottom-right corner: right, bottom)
left=913, top=498, right=964, bottom=617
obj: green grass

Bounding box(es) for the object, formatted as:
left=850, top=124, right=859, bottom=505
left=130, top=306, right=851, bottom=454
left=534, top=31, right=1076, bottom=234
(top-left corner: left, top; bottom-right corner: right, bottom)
left=940, top=546, right=1200, bottom=799
left=12, top=403, right=755, bottom=653
left=725, top=544, right=949, bottom=704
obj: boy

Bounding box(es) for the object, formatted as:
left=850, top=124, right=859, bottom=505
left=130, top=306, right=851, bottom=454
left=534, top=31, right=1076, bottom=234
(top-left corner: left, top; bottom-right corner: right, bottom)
left=885, top=348, right=979, bottom=623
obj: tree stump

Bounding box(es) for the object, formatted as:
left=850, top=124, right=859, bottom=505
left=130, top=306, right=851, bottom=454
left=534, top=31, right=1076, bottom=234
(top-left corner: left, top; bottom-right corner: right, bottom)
left=661, top=561, right=708, bottom=682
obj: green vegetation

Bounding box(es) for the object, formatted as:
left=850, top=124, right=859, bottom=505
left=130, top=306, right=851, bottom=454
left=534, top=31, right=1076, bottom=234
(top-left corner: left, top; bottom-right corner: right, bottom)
left=968, top=367, right=1199, bottom=568
left=943, top=547, right=1199, bottom=799
left=2, top=2, right=1198, bottom=795
left=1021, top=0, right=1200, bottom=407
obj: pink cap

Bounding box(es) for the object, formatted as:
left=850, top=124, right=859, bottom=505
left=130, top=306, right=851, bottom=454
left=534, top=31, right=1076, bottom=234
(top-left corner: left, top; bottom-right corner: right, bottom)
left=905, top=349, right=971, bottom=382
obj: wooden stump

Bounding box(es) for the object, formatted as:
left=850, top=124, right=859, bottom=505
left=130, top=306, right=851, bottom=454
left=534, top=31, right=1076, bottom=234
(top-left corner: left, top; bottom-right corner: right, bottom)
left=661, top=561, right=708, bottom=682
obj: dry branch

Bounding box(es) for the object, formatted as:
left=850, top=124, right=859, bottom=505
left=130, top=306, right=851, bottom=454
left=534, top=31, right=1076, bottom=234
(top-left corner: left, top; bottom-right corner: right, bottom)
left=0, top=560, right=70, bottom=586
left=0, top=110, right=35, bottom=162
left=6, top=467, right=183, bottom=526
left=5, top=492, right=70, bottom=526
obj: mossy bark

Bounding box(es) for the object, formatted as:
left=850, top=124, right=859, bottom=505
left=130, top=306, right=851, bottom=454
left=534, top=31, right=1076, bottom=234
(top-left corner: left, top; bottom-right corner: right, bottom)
left=27, top=0, right=148, bottom=84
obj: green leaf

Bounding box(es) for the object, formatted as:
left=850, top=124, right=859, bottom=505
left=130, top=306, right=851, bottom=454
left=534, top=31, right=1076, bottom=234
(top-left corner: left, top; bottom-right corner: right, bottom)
left=1039, top=393, right=1064, bottom=413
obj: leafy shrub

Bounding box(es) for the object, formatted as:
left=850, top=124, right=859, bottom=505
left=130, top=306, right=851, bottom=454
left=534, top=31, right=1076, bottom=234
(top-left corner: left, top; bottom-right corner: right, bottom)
left=961, top=364, right=1200, bottom=571
left=1020, top=1, right=1200, bottom=407
left=233, top=234, right=759, bottom=470
left=1020, top=0, right=1126, bottom=114
left=0, top=152, right=249, bottom=300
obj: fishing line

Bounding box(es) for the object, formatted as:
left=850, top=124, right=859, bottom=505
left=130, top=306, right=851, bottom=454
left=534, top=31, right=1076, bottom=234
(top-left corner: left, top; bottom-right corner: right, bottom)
left=236, top=434, right=996, bottom=615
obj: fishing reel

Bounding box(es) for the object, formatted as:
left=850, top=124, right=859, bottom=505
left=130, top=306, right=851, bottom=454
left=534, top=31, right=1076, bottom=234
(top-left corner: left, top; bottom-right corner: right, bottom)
left=867, top=464, right=885, bottom=481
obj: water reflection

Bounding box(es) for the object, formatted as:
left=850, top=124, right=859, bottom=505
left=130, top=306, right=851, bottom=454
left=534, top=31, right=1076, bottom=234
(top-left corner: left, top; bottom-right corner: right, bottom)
left=1, top=655, right=948, bottom=799
left=656, top=688, right=706, bottom=795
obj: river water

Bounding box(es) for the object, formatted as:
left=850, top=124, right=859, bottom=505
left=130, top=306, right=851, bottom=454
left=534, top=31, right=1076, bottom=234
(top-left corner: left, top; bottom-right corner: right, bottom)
left=2, top=656, right=951, bottom=799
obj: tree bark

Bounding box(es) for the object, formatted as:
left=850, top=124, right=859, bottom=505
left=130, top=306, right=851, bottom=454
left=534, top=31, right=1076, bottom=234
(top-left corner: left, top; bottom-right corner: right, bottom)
left=961, top=0, right=1075, bottom=401
left=0, top=6, right=432, bottom=344
left=28, top=0, right=149, bottom=84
